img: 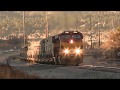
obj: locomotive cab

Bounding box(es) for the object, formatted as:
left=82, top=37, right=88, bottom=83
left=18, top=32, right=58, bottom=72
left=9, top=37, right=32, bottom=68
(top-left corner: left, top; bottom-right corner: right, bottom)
left=53, top=31, right=84, bottom=65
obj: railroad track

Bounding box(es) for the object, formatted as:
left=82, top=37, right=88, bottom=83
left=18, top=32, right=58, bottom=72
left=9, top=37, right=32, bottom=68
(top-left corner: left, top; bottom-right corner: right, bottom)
left=77, top=64, right=120, bottom=73
left=19, top=57, right=120, bottom=73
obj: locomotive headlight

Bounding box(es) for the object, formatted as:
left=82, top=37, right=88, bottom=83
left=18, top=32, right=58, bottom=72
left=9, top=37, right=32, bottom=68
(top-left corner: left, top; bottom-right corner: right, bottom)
left=63, top=49, right=69, bottom=54
left=70, top=40, right=73, bottom=44
left=75, top=49, right=82, bottom=54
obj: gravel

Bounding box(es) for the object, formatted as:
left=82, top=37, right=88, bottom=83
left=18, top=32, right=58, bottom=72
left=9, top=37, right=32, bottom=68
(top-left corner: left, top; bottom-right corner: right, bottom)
left=1, top=52, right=120, bottom=79
left=10, top=60, right=120, bottom=79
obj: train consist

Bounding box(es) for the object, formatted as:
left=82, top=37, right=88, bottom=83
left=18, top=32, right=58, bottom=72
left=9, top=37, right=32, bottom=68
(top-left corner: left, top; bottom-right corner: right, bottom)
left=20, top=30, right=84, bottom=65
left=20, top=41, right=40, bottom=62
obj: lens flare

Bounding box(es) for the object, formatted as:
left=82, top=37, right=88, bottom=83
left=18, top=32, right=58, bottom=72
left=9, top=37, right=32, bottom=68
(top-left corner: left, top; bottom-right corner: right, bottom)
left=75, top=49, right=80, bottom=54
left=63, top=49, right=69, bottom=54
left=70, top=40, right=73, bottom=43
left=75, top=48, right=82, bottom=54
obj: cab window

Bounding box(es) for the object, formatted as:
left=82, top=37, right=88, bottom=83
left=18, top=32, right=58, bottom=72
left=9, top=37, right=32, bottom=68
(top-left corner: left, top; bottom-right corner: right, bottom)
left=72, top=35, right=81, bottom=38
left=60, top=35, right=70, bottom=39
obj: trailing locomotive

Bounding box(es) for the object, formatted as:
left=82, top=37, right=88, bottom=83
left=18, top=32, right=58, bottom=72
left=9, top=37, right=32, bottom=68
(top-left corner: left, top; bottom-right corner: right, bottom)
left=20, top=30, right=84, bottom=66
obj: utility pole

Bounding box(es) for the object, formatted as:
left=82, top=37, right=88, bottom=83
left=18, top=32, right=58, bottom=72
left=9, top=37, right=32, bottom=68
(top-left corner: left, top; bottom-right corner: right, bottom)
left=90, top=16, right=92, bottom=49
left=112, top=19, right=114, bottom=30
left=45, top=11, right=48, bottom=38
left=98, top=11, right=101, bottom=48
left=76, top=13, right=79, bottom=31
left=98, top=19, right=101, bottom=48
left=23, top=11, right=25, bottom=47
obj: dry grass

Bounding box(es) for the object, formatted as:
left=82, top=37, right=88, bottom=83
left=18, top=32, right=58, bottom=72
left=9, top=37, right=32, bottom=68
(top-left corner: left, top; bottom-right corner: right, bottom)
left=0, top=64, right=39, bottom=79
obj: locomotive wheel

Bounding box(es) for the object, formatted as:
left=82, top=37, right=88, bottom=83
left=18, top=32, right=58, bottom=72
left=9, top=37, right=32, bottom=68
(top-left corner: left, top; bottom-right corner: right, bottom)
left=75, top=57, right=83, bottom=65
left=53, top=56, right=59, bottom=65
left=47, top=60, right=51, bottom=64
left=75, top=64, right=79, bottom=66
left=55, top=56, right=59, bottom=64
left=57, top=56, right=61, bottom=64
left=51, top=57, right=55, bottom=65
left=80, top=54, right=83, bottom=63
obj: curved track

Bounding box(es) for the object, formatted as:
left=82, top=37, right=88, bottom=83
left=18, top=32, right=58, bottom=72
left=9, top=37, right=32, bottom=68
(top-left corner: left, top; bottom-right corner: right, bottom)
left=1, top=52, right=120, bottom=79
left=77, top=64, right=120, bottom=73
left=21, top=58, right=120, bottom=73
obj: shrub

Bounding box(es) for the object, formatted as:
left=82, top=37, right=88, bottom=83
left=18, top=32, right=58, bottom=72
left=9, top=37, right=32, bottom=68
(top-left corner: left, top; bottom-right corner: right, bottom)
left=101, top=28, right=120, bottom=59
left=0, top=64, right=39, bottom=79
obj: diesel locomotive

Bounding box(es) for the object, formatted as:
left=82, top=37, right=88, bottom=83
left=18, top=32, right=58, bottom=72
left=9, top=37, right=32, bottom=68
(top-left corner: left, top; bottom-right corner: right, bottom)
left=20, top=30, right=84, bottom=65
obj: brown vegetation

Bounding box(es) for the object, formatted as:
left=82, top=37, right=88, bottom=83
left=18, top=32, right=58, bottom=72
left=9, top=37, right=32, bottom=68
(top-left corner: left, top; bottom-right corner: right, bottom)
left=101, top=28, right=120, bottom=59
left=0, top=64, right=39, bottom=79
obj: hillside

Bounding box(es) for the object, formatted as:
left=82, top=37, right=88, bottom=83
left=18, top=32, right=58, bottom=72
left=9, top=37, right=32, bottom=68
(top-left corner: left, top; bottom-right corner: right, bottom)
left=0, top=11, right=120, bottom=37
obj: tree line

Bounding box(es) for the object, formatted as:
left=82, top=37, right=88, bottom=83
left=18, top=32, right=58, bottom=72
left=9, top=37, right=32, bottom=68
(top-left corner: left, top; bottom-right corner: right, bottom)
left=0, top=11, right=120, bottom=37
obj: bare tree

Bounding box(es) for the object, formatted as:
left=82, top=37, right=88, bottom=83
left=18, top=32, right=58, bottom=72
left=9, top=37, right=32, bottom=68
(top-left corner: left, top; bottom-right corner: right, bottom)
left=101, top=28, right=120, bottom=59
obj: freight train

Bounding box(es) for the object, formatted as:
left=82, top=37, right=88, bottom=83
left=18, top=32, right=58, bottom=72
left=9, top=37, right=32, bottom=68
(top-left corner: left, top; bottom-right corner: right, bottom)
left=20, top=30, right=84, bottom=66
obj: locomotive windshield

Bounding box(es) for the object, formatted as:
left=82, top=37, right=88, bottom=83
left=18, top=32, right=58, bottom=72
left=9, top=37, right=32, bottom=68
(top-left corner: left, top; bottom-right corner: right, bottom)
left=72, top=35, right=81, bottom=38
left=60, top=35, right=71, bottom=39
left=60, top=31, right=83, bottom=40
left=60, top=34, right=82, bottom=39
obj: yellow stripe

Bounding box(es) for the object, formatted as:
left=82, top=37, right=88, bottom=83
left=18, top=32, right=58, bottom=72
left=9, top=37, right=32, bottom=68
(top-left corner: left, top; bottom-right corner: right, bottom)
left=61, top=42, right=82, bottom=48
